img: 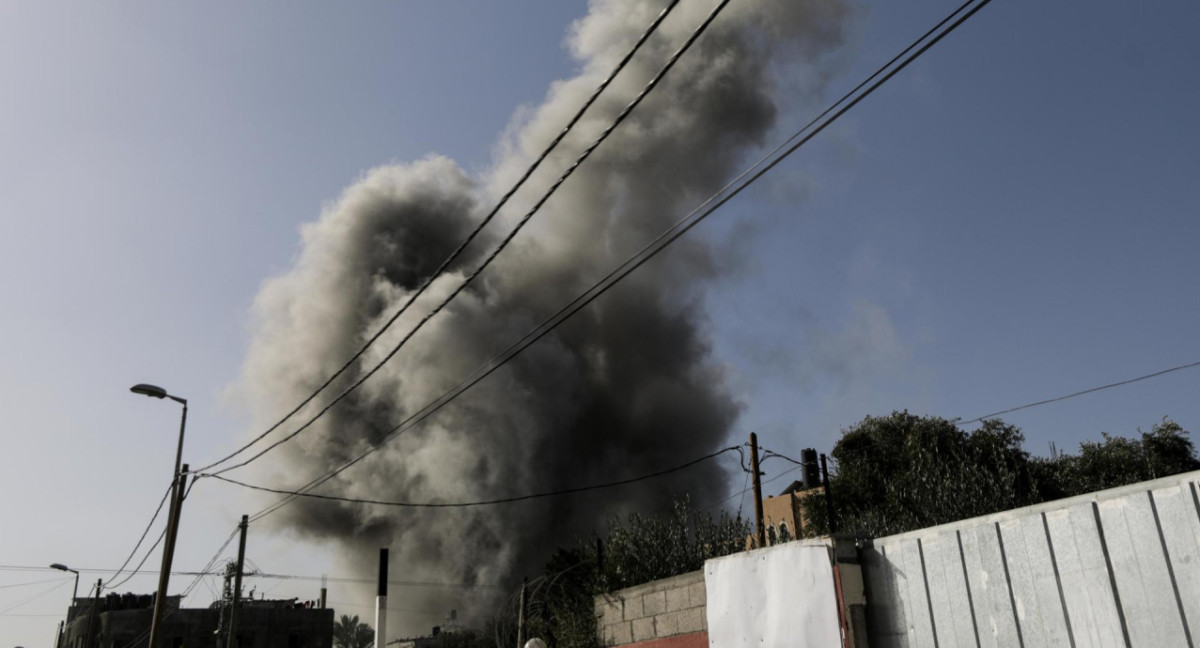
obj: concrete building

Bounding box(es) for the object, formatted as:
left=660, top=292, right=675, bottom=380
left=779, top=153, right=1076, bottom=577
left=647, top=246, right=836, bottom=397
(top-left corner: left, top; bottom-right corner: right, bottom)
left=761, top=480, right=823, bottom=543
left=59, top=591, right=333, bottom=648
left=754, top=447, right=826, bottom=546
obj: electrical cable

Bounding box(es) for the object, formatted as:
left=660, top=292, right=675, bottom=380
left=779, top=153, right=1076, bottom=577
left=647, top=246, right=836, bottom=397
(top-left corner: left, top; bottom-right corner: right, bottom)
left=232, top=0, right=994, bottom=523
left=714, top=464, right=803, bottom=514
left=248, top=574, right=503, bottom=590
left=736, top=468, right=751, bottom=520
left=760, top=449, right=804, bottom=467
left=0, top=566, right=500, bottom=591
left=205, top=446, right=738, bottom=511
left=195, top=0, right=685, bottom=476
left=0, top=577, right=74, bottom=590
left=211, top=0, right=735, bottom=479
left=104, top=531, right=166, bottom=592
left=958, top=359, right=1200, bottom=425
left=106, top=477, right=198, bottom=591
left=115, top=526, right=240, bottom=648
left=104, top=483, right=173, bottom=588
left=0, top=579, right=70, bottom=615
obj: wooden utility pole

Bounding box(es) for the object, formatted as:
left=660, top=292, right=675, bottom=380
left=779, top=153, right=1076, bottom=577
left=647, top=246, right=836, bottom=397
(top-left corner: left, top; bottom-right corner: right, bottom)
left=517, top=577, right=528, bottom=648
left=227, top=515, right=248, bottom=648
left=749, top=433, right=766, bottom=548
left=86, top=579, right=101, bottom=648
left=821, top=454, right=837, bottom=534
left=150, top=463, right=189, bottom=648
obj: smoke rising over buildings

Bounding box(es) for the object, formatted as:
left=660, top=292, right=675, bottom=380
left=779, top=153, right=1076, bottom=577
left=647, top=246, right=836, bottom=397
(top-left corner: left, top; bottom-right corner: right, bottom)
left=235, top=0, right=850, bottom=633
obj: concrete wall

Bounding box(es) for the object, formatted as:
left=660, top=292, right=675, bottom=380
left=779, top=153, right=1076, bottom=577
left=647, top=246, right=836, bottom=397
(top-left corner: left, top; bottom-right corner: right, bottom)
left=863, top=469, right=1200, bottom=648
left=594, top=570, right=708, bottom=647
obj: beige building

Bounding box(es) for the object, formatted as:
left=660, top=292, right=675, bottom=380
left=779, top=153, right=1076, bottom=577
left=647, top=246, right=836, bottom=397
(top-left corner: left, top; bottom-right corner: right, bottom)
left=761, top=480, right=824, bottom=544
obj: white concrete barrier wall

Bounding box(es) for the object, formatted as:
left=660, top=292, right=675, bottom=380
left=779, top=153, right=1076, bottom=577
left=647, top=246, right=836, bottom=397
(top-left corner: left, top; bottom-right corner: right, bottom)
left=863, top=470, right=1200, bottom=648
left=705, top=540, right=842, bottom=648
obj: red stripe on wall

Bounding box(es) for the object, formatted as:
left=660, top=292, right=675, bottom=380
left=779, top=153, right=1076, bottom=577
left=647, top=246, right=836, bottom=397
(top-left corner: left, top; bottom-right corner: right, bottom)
left=618, top=631, right=708, bottom=648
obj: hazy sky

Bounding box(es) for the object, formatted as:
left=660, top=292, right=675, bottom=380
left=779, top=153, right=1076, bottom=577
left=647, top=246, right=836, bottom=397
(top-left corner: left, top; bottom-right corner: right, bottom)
left=3, top=0, right=1198, bottom=645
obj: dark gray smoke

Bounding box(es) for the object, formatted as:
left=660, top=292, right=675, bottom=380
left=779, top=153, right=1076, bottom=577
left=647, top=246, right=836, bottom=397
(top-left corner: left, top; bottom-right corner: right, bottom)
left=235, top=0, right=850, bottom=636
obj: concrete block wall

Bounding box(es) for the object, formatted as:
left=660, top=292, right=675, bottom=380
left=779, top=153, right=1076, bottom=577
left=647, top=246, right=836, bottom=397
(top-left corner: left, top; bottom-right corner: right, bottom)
left=594, top=570, right=708, bottom=646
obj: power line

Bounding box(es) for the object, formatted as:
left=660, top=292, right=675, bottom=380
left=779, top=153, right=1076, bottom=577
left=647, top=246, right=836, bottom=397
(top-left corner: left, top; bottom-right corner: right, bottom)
left=205, top=446, right=737, bottom=511
left=0, top=566, right=208, bottom=576
left=115, top=527, right=240, bottom=648
left=958, top=359, right=1200, bottom=425
left=105, top=531, right=165, bottom=592
left=0, top=613, right=67, bottom=617
left=211, top=0, right=735, bottom=479
left=0, top=577, right=73, bottom=590
left=0, top=579, right=70, bottom=615
left=0, top=567, right=497, bottom=592
left=105, top=477, right=198, bottom=591
left=195, top=0, right=685, bottom=476
left=246, top=573, right=504, bottom=591
left=234, top=0, right=995, bottom=522
left=326, top=600, right=451, bottom=615
left=104, top=483, right=173, bottom=588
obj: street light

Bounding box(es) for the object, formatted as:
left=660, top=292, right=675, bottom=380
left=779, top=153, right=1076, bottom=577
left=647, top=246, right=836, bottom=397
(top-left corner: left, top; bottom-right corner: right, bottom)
left=131, top=383, right=188, bottom=648
left=49, top=563, right=79, bottom=604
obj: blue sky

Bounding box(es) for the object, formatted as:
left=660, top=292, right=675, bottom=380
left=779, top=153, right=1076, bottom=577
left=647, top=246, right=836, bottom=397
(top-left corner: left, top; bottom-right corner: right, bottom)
left=2, top=0, right=1198, bottom=644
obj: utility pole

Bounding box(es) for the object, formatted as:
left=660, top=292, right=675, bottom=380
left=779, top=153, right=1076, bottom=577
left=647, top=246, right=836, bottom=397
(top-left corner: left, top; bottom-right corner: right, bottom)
left=375, top=548, right=388, bottom=648
left=820, top=454, right=837, bottom=534
left=517, top=577, right=528, bottom=648
left=149, top=462, right=189, bottom=648
left=749, top=433, right=766, bottom=548
left=227, top=515, right=248, bottom=648
left=319, top=574, right=327, bottom=610
left=86, top=579, right=101, bottom=648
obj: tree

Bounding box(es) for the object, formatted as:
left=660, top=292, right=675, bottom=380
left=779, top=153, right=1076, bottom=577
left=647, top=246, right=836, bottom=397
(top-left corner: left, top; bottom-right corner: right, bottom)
left=801, top=412, right=1042, bottom=537
left=511, top=497, right=750, bottom=648
left=333, top=614, right=374, bottom=648
left=1041, top=417, right=1200, bottom=497
left=801, top=412, right=1199, bottom=538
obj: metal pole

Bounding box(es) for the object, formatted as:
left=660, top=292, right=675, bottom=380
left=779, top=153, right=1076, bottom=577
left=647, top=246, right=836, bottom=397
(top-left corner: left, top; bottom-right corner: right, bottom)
left=54, top=620, right=63, bottom=648
left=69, top=570, right=79, bottom=606
left=149, top=459, right=188, bottom=648
left=821, top=454, right=837, bottom=534
left=228, top=515, right=248, bottom=648
left=517, top=577, right=528, bottom=648
left=375, top=548, right=388, bottom=648
left=749, top=433, right=766, bottom=548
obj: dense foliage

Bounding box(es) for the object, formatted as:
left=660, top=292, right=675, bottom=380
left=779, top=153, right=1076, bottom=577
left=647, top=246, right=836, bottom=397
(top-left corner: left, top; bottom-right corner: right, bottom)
left=333, top=614, right=374, bottom=648
left=801, top=412, right=1200, bottom=537
left=514, top=498, right=750, bottom=648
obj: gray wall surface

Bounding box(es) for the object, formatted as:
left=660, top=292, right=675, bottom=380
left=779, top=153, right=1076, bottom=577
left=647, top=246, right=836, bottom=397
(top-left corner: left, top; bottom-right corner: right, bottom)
left=863, top=469, right=1200, bottom=648
left=594, top=570, right=708, bottom=646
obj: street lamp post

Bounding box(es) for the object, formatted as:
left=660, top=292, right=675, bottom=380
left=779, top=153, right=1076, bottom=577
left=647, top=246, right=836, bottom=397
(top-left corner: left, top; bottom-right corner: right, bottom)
left=130, top=383, right=188, bottom=648
left=50, top=563, right=79, bottom=648
left=49, top=563, right=80, bottom=604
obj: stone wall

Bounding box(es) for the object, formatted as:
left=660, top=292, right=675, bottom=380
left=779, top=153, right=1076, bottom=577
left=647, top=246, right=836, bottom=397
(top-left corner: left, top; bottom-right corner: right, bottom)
left=594, top=570, right=708, bottom=647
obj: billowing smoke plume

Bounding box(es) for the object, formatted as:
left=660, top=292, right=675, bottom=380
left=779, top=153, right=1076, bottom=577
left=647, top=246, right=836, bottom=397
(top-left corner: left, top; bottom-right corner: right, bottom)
left=236, top=0, right=849, bottom=634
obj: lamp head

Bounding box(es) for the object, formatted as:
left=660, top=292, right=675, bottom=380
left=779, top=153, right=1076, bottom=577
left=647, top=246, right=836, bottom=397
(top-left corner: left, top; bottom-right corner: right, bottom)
left=130, top=384, right=168, bottom=399
left=50, top=563, right=71, bottom=572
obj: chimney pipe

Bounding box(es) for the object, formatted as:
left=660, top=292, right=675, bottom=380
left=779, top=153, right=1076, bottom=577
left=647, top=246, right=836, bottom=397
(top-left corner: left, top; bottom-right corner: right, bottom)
left=375, top=548, right=388, bottom=648
left=801, top=448, right=820, bottom=489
